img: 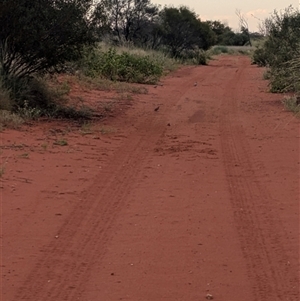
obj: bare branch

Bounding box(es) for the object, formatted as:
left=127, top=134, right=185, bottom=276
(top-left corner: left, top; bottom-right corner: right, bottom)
left=235, top=9, right=252, bottom=46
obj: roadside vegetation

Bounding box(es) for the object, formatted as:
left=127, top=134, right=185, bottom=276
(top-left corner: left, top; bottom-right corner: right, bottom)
left=252, top=6, right=300, bottom=113
left=252, top=6, right=300, bottom=92
left=282, top=95, right=300, bottom=116
left=0, top=0, right=262, bottom=128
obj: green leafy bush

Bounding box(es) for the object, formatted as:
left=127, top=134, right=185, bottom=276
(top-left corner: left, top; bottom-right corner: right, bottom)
left=80, top=47, right=163, bottom=84
left=252, top=7, right=300, bottom=92
left=252, top=47, right=268, bottom=66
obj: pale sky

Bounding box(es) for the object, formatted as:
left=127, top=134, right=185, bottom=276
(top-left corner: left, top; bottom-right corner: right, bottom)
left=152, top=0, right=299, bottom=31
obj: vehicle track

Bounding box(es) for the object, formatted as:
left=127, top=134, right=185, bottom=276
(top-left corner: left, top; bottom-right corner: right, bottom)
left=11, top=69, right=212, bottom=301
left=4, top=56, right=298, bottom=301
left=219, top=60, right=298, bottom=300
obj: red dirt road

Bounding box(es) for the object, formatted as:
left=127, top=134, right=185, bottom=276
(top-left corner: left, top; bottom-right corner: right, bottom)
left=1, top=56, right=299, bottom=300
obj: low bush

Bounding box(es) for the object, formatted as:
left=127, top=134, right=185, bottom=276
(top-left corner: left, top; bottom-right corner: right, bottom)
left=178, top=48, right=208, bottom=65
left=194, top=50, right=208, bottom=65
left=0, top=73, right=92, bottom=120
left=251, top=47, right=268, bottom=66
left=0, top=110, right=24, bottom=129
left=282, top=95, right=300, bottom=115
left=209, top=46, right=231, bottom=55
left=265, top=53, right=300, bottom=93
left=79, top=47, right=163, bottom=84
left=47, top=104, right=93, bottom=120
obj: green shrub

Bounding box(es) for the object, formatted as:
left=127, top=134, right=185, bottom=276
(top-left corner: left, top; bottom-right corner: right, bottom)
left=210, top=46, right=230, bottom=55
left=268, top=55, right=300, bottom=92
left=0, top=73, right=56, bottom=112
left=16, top=100, right=43, bottom=120
left=194, top=50, right=208, bottom=65
left=253, top=7, right=300, bottom=92
left=0, top=73, right=92, bottom=120
left=177, top=48, right=209, bottom=65
left=80, top=47, right=163, bottom=84
left=252, top=47, right=268, bottom=66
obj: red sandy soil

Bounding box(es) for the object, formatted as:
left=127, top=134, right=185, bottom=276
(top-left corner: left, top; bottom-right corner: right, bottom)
left=1, top=55, right=299, bottom=301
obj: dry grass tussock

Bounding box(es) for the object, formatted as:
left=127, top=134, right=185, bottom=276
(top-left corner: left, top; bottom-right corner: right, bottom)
left=282, top=95, right=300, bottom=116
left=0, top=110, right=24, bottom=130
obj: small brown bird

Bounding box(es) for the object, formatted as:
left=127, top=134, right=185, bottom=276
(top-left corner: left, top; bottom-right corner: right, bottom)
left=154, top=106, right=160, bottom=112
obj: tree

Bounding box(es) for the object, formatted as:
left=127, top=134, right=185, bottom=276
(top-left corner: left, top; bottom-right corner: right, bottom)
left=235, top=9, right=252, bottom=46
left=0, top=0, right=94, bottom=80
left=159, top=6, right=216, bottom=57
left=94, top=0, right=159, bottom=43
left=205, top=20, right=230, bottom=44
left=205, top=20, right=247, bottom=45
left=90, top=0, right=112, bottom=37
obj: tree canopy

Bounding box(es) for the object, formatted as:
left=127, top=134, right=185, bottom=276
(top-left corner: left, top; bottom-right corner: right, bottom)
left=149, top=6, right=216, bottom=57
left=0, top=0, right=94, bottom=79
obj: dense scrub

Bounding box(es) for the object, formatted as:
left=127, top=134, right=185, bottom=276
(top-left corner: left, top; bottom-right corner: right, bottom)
left=80, top=47, right=163, bottom=84
left=252, top=7, right=300, bottom=93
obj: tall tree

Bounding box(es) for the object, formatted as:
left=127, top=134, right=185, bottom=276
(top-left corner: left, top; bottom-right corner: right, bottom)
left=205, top=20, right=232, bottom=44
left=159, top=6, right=216, bottom=57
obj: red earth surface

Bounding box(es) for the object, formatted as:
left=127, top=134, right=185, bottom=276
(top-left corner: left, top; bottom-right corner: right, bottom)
left=1, top=55, right=299, bottom=301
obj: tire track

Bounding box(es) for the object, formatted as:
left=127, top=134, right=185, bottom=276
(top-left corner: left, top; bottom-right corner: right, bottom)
left=11, top=67, right=219, bottom=301
left=219, top=60, right=298, bottom=300
left=12, top=115, right=163, bottom=300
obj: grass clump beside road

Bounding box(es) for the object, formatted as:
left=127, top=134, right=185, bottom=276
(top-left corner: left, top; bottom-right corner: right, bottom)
left=0, top=110, right=24, bottom=130
left=54, top=139, right=68, bottom=146
left=282, top=96, right=300, bottom=116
